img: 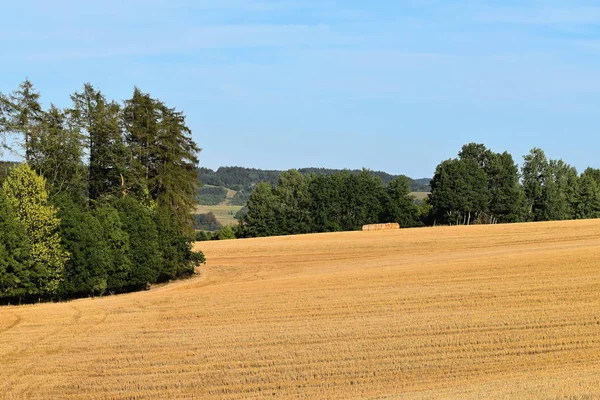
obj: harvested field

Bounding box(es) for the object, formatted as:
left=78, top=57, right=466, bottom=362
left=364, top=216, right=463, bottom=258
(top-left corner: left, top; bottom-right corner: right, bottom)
left=2, top=220, right=600, bottom=398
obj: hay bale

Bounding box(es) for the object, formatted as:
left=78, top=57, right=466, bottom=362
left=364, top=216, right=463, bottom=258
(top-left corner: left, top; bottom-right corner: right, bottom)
left=362, top=223, right=400, bottom=231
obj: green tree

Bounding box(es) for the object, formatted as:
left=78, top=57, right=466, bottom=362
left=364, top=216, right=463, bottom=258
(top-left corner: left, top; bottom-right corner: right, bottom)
left=93, top=203, right=133, bottom=293
left=70, top=84, right=128, bottom=201
left=114, top=196, right=161, bottom=290
left=575, top=170, right=600, bottom=219
left=307, top=174, right=342, bottom=232
left=337, top=170, right=386, bottom=230
left=29, top=105, right=87, bottom=199
left=154, top=206, right=201, bottom=281
left=2, top=164, right=68, bottom=296
left=0, top=189, right=34, bottom=301
left=381, top=176, right=418, bottom=227
left=213, top=225, right=236, bottom=240
left=54, top=194, right=110, bottom=297
left=1, top=80, right=44, bottom=161
left=522, top=148, right=548, bottom=221
left=430, top=158, right=489, bottom=225
left=240, top=182, right=281, bottom=237
left=152, top=102, right=200, bottom=225
left=122, top=89, right=200, bottom=225
left=545, top=159, right=578, bottom=221
left=485, top=152, right=526, bottom=223
left=274, top=170, right=313, bottom=234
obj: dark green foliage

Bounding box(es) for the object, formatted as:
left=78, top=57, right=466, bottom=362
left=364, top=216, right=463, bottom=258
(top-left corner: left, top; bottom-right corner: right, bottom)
left=381, top=177, right=419, bottom=228
left=0, top=190, right=34, bottom=301
left=337, top=170, right=386, bottom=231
left=196, top=231, right=211, bottom=242
left=114, top=196, right=161, bottom=290
left=575, top=170, right=600, bottom=219
left=240, top=169, right=418, bottom=237
left=193, top=212, right=222, bottom=231
left=0, top=80, right=204, bottom=303
left=123, top=88, right=200, bottom=225
left=274, top=170, right=313, bottom=234
left=154, top=206, right=200, bottom=282
left=197, top=186, right=228, bottom=206
left=522, top=148, right=579, bottom=222
left=430, top=143, right=526, bottom=225
left=240, top=182, right=281, bottom=237
left=430, top=158, right=489, bottom=225
left=307, top=174, right=343, bottom=232
left=54, top=194, right=110, bottom=297
left=93, top=203, right=132, bottom=293
left=484, top=152, right=527, bottom=223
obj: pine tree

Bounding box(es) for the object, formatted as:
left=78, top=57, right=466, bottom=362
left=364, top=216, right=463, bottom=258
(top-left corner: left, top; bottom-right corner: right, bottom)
left=70, top=84, right=129, bottom=201
left=152, top=102, right=199, bottom=225
left=3, top=80, right=45, bottom=161
left=29, top=105, right=87, bottom=199
left=122, top=89, right=200, bottom=225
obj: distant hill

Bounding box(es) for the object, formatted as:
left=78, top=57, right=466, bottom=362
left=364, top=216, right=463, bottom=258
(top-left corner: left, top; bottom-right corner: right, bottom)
left=197, top=166, right=431, bottom=193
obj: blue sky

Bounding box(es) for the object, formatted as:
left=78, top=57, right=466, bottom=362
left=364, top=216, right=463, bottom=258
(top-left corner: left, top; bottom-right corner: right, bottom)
left=2, top=0, right=600, bottom=178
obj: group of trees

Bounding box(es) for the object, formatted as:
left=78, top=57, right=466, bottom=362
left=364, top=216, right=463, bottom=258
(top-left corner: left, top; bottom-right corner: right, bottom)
left=429, top=143, right=600, bottom=225
left=237, top=169, right=424, bottom=237
left=0, top=80, right=204, bottom=303
left=237, top=143, right=600, bottom=239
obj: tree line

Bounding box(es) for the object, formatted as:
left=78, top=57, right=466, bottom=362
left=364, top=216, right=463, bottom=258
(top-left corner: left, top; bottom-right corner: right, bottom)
left=231, top=169, right=423, bottom=238
left=429, top=143, right=600, bottom=225
left=233, top=143, right=600, bottom=238
left=198, top=166, right=431, bottom=193
left=0, top=80, right=204, bottom=304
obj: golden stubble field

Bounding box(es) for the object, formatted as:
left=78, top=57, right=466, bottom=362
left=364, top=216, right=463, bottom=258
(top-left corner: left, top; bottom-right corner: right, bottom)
left=2, top=220, right=600, bottom=399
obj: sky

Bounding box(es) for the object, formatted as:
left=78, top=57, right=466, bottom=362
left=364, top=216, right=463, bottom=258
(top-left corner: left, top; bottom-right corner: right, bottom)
left=2, top=0, right=600, bottom=178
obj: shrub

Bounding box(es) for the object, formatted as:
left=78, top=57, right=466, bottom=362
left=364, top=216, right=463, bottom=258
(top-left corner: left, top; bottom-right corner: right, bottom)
left=213, top=226, right=236, bottom=240
left=193, top=212, right=222, bottom=231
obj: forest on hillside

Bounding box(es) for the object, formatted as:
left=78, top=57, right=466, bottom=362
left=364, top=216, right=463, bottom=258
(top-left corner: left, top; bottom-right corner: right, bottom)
left=0, top=80, right=204, bottom=304
left=198, top=167, right=429, bottom=194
